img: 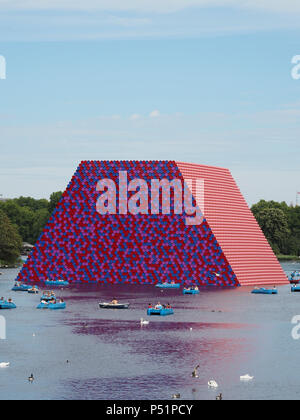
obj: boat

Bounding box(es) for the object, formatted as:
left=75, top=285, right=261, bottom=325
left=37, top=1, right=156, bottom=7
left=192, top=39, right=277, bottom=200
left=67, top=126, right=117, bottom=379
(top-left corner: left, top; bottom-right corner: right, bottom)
left=49, top=301, right=66, bottom=310
left=28, top=287, right=39, bottom=294
left=11, top=283, right=32, bottom=292
left=37, top=300, right=66, bottom=309
left=0, top=301, right=16, bottom=309
left=155, top=283, right=180, bottom=289
left=40, top=291, right=56, bottom=301
left=290, top=271, right=300, bottom=284
left=183, top=288, right=200, bottom=295
left=44, top=280, right=69, bottom=286
left=251, top=288, right=278, bottom=295
left=99, top=302, right=130, bottom=309
left=291, top=285, right=300, bottom=292
left=147, top=307, right=174, bottom=316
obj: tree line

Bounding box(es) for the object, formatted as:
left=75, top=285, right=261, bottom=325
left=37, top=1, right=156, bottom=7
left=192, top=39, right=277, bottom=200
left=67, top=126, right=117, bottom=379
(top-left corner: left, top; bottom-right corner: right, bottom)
left=251, top=200, right=300, bottom=257
left=0, top=193, right=299, bottom=265
left=0, top=192, right=62, bottom=264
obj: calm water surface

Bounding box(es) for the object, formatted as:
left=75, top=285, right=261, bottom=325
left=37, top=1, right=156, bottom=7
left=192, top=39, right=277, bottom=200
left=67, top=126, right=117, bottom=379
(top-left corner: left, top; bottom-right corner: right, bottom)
left=0, top=262, right=299, bottom=400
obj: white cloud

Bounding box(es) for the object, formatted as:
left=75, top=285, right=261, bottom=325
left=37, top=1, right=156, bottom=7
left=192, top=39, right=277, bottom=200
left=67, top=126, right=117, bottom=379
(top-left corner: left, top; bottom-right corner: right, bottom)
left=1, top=0, right=300, bottom=14
left=149, top=110, right=160, bottom=118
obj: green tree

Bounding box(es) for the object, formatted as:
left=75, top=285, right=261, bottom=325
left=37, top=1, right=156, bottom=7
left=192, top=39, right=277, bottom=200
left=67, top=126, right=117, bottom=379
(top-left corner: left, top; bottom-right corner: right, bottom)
left=0, top=209, right=22, bottom=264
left=31, top=208, right=50, bottom=243
left=255, top=207, right=290, bottom=253
left=49, top=191, right=63, bottom=214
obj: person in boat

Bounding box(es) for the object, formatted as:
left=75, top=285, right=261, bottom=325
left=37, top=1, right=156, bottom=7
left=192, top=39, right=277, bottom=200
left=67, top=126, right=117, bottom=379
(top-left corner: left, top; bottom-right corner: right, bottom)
left=194, top=286, right=199, bottom=291
left=166, top=303, right=171, bottom=309
left=8, top=298, right=13, bottom=303
left=171, top=281, right=175, bottom=285
left=148, top=303, right=153, bottom=308
left=155, top=302, right=163, bottom=310
left=111, top=298, right=119, bottom=305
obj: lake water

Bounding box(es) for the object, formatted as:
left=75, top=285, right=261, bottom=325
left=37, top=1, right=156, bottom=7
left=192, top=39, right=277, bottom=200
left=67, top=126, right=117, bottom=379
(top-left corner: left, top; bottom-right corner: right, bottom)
left=0, top=261, right=299, bottom=400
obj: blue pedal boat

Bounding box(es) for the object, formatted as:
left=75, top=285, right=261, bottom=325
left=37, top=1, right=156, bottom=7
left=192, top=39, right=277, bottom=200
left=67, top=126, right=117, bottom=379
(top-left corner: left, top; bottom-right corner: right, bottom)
left=147, top=308, right=174, bottom=316
left=155, top=283, right=180, bottom=289
left=37, top=301, right=66, bottom=310
left=40, top=291, right=56, bottom=301
left=183, top=288, right=200, bottom=295
left=44, top=280, right=69, bottom=287
left=11, top=283, right=32, bottom=292
left=0, top=301, right=16, bottom=309
left=291, top=285, right=300, bottom=292
left=251, top=288, right=278, bottom=295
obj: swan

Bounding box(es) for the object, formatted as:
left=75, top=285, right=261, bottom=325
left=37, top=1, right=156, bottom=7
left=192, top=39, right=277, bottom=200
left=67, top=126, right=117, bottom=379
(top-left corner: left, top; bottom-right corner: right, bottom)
left=172, top=393, right=180, bottom=399
left=0, top=362, right=9, bottom=368
left=140, top=318, right=149, bottom=326
left=240, top=374, right=254, bottom=381
left=208, top=380, right=218, bottom=388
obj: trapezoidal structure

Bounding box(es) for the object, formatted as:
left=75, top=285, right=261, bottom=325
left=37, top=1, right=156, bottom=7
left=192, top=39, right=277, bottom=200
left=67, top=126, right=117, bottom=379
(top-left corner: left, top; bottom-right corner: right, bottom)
left=17, top=161, right=288, bottom=287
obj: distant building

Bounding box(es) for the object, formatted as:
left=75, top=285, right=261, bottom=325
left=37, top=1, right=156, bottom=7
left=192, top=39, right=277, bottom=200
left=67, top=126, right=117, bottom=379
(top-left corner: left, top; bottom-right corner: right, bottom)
left=17, top=160, right=288, bottom=287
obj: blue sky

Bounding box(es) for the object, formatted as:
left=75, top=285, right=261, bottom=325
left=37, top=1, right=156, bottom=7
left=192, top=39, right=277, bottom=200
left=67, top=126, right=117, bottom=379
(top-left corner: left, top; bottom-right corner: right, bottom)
left=0, top=1, right=300, bottom=205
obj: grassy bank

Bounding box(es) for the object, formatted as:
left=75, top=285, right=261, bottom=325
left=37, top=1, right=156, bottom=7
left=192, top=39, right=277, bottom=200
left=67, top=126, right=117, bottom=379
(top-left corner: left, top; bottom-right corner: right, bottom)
left=277, top=254, right=299, bottom=262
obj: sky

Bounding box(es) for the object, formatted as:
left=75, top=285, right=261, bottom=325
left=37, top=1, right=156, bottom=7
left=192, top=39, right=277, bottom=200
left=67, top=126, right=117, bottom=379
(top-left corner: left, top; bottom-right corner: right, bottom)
left=0, top=1, right=300, bottom=205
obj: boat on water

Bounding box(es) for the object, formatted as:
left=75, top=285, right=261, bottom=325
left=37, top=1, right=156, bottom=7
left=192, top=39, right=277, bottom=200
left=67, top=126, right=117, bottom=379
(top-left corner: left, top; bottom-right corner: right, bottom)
left=37, top=300, right=66, bottom=310
left=155, top=283, right=180, bottom=289
left=291, top=285, right=300, bottom=292
left=0, top=301, right=16, bottom=309
left=11, top=283, right=32, bottom=292
left=290, top=271, right=300, bottom=284
left=44, top=280, right=69, bottom=287
left=99, top=302, right=130, bottom=309
left=40, top=291, right=56, bottom=301
left=28, top=287, right=39, bottom=294
left=251, top=287, right=278, bottom=295
left=147, top=307, right=174, bottom=316
left=183, top=287, right=200, bottom=295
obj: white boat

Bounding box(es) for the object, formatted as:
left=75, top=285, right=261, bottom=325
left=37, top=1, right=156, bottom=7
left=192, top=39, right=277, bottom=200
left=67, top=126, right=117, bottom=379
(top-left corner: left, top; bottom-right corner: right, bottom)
left=99, top=302, right=130, bottom=309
